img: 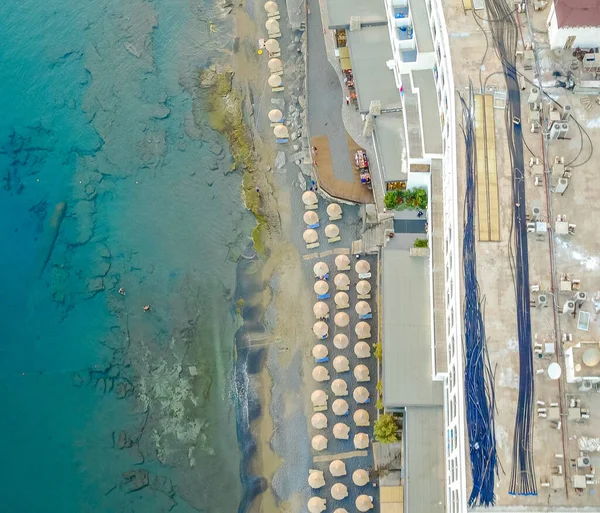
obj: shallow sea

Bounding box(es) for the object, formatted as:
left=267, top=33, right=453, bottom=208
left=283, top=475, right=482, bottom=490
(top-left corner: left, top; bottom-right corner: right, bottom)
left=0, top=0, right=254, bottom=511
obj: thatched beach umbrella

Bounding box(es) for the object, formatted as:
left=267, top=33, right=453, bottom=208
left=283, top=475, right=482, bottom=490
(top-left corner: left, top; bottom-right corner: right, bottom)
left=268, top=74, right=282, bottom=87
left=331, top=483, right=349, bottom=500
left=268, top=57, right=282, bottom=72
left=313, top=261, right=329, bottom=277
left=333, top=333, right=349, bottom=349
left=354, top=364, right=370, bottom=382
left=331, top=378, right=348, bottom=396
left=313, top=301, right=329, bottom=318
left=313, top=321, right=329, bottom=339
left=354, top=342, right=371, bottom=359
left=353, top=469, right=369, bottom=486
left=313, top=344, right=328, bottom=360
left=355, top=322, right=371, bottom=339
left=308, top=470, right=326, bottom=489
left=332, top=398, right=349, bottom=416
left=312, top=365, right=330, bottom=382
left=311, top=412, right=328, bottom=430
left=304, top=210, right=319, bottom=226
left=334, top=291, right=349, bottom=307
left=302, top=190, right=318, bottom=206
left=355, top=259, right=370, bottom=274
left=329, top=459, right=347, bottom=477
left=273, top=124, right=289, bottom=138
left=334, top=312, right=350, bottom=327
left=333, top=355, right=350, bottom=373
left=327, top=203, right=342, bottom=218
left=356, top=494, right=374, bottom=511
left=324, top=224, right=339, bottom=238
left=308, top=497, right=327, bottom=513
left=354, top=432, right=370, bottom=450
left=265, top=39, right=280, bottom=53
left=314, top=280, right=329, bottom=295
left=268, top=108, right=283, bottom=122
left=334, top=273, right=350, bottom=289
left=311, top=389, right=328, bottom=407
left=335, top=254, right=350, bottom=270
left=265, top=18, right=280, bottom=33
left=355, top=301, right=371, bottom=316
left=333, top=422, right=350, bottom=440
left=333, top=509, right=349, bottom=513
left=356, top=280, right=371, bottom=295
left=312, top=434, right=328, bottom=452
left=264, top=0, right=278, bottom=13
left=353, top=386, right=370, bottom=404
left=353, top=409, right=370, bottom=427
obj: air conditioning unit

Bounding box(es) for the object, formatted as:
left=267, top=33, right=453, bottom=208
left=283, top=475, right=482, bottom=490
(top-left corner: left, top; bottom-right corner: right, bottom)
left=577, top=456, right=591, bottom=467
left=554, top=178, right=569, bottom=195
left=575, top=291, right=587, bottom=306
left=537, top=294, right=549, bottom=308
left=562, top=300, right=575, bottom=314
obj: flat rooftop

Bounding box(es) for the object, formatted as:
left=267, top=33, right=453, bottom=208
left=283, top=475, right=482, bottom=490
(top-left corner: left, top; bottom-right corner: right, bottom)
left=325, top=0, right=387, bottom=28
left=347, top=26, right=402, bottom=112
left=374, top=112, right=408, bottom=183
left=412, top=69, right=443, bottom=155
left=408, top=0, right=434, bottom=53
left=404, top=406, right=446, bottom=513
left=381, top=242, right=443, bottom=408
left=401, top=73, right=423, bottom=159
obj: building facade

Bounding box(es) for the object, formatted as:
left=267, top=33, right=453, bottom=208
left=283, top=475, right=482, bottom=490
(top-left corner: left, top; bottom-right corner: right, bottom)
left=547, top=0, right=600, bottom=50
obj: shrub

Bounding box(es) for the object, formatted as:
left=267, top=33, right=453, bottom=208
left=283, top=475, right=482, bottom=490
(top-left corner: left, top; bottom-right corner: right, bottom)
left=374, top=342, right=382, bottom=361
left=376, top=380, right=383, bottom=395
left=375, top=397, right=384, bottom=411
left=414, top=238, right=428, bottom=248
left=383, top=188, right=428, bottom=211
left=374, top=413, right=398, bottom=443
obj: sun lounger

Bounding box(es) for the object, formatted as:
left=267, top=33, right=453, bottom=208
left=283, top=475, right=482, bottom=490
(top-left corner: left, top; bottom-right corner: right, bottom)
left=328, top=236, right=341, bottom=243
left=314, top=404, right=328, bottom=412
left=316, top=314, right=330, bottom=320
left=317, top=293, right=331, bottom=300
left=270, top=120, right=285, bottom=127
left=267, top=12, right=280, bottom=19
left=316, top=357, right=329, bottom=363
left=305, top=204, right=318, bottom=210
left=271, top=86, right=284, bottom=92
left=336, top=285, right=349, bottom=291
left=276, top=138, right=289, bottom=144
left=358, top=272, right=372, bottom=279
left=336, top=304, right=349, bottom=310
left=306, top=242, right=320, bottom=249
left=357, top=294, right=371, bottom=300
left=315, top=273, right=329, bottom=280
left=338, top=265, right=350, bottom=271
left=267, top=31, right=282, bottom=38
left=308, top=222, right=320, bottom=228
left=329, top=214, right=342, bottom=221
left=359, top=313, right=373, bottom=320
left=269, top=51, right=281, bottom=58
left=272, top=70, right=284, bottom=76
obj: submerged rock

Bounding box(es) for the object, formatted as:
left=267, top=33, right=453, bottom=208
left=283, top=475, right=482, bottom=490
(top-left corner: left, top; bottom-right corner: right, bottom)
left=117, top=430, right=134, bottom=449
left=122, top=470, right=149, bottom=492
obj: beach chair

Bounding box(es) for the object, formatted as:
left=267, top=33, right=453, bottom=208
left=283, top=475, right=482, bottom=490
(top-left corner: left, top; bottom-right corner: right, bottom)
left=338, top=265, right=350, bottom=271
left=267, top=31, right=282, bottom=38
left=316, top=357, right=329, bottom=363
left=329, top=214, right=342, bottom=221
left=336, top=304, right=349, bottom=310
left=359, top=313, right=373, bottom=320
left=269, top=51, right=281, bottom=58
left=328, top=236, right=341, bottom=243
left=267, top=12, right=281, bottom=20
left=271, top=86, right=284, bottom=92
left=276, top=138, right=289, bottom=144
left=305, top=204, right=318, bottom=210
left=314, top=404, right=328, bottom=412
left=358, top=272, right=372, bottom=279
left=317, top=293, right=331, bottom=300
left=270, top=119, right=285, bottom=127
left=306, top=242, right=320, bottom=249
left=336, top=285, right=349, bottom=291
left=308, top=222, right=320, bottom=229
left=357, top=294, right=371, bottom=300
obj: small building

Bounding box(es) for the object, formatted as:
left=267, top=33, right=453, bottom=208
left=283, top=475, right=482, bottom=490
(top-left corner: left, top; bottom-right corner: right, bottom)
left=547, top=0, right=600, bottom=50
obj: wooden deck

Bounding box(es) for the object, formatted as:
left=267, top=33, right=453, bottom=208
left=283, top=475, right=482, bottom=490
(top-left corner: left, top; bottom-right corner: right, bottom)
left=311, top=134, right=374, bottom=204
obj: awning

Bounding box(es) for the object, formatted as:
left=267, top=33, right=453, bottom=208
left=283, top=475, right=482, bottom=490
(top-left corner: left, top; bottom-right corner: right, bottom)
left=340, top=57, right=352, bottom=70
left=338, top=46, right=350, bottom=59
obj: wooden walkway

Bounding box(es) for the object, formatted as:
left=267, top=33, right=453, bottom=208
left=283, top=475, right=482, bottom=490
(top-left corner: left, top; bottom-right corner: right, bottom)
left=474, top=94, right=500, bottom=242
left=311, top=134, right=374, bottom=204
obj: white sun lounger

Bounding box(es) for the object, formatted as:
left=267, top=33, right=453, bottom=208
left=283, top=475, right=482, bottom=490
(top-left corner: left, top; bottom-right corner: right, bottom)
left=358, top=272, right=372, bottom=279
left=336, top=304, right=349, bottom=310
left=306, top=242, right=320, bottom=249
left=329, top=214, right=342, bottom=221
left=338, top=265, right=350, bottom=271
left=357, top=294, right=371, bottom=300
left=328, top=236, right=341, bottom=243
left=305, top=204, right=318, bottom=210
left=336, top=285, right=349, bottom=291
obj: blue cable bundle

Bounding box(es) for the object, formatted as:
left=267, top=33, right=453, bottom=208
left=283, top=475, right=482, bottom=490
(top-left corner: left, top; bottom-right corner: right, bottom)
left=460, top=87, right=498, bottom=507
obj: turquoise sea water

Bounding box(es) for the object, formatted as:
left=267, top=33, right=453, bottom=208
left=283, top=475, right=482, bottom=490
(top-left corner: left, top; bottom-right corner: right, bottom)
left=0, top=1, right=254, bottom=511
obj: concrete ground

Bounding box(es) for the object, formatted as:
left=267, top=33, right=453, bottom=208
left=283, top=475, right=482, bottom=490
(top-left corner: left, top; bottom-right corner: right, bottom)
left=446, top=2, right=600, bottom=508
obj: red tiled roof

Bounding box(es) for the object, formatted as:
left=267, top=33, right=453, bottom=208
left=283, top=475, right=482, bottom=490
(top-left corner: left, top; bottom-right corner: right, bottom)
left=555, top=0, right=600, bottom=28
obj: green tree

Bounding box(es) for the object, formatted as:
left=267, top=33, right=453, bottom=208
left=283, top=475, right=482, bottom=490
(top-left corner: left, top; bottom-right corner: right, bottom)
left=374, top=413, right=398, bottom=444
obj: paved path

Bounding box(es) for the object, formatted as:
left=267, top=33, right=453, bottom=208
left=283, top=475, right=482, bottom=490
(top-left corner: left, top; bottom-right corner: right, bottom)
left=306, top=0, right=355, bottom=183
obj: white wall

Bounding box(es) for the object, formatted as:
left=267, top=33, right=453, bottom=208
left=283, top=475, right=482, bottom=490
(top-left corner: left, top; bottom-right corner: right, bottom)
left=547, top=4, right=600, bottom=49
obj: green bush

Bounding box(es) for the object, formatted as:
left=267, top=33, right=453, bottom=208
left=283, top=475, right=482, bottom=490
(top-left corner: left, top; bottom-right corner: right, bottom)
left=384, top=187, right=428, bottom=211
left=374, top=342, right=382, bottom=361
left=414, top=238, right=428, bottom=248
left=375, top=397, right=384, bottom=411
left=376, top=380, right=383, bottom=395
left=374, top=413, right=398, bottom=443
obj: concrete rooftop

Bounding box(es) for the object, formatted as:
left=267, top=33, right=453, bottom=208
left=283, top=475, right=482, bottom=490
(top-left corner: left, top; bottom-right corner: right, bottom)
left=374, top=112, right=408, bottom=183
left=325, top=0, right=387, bottom=28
